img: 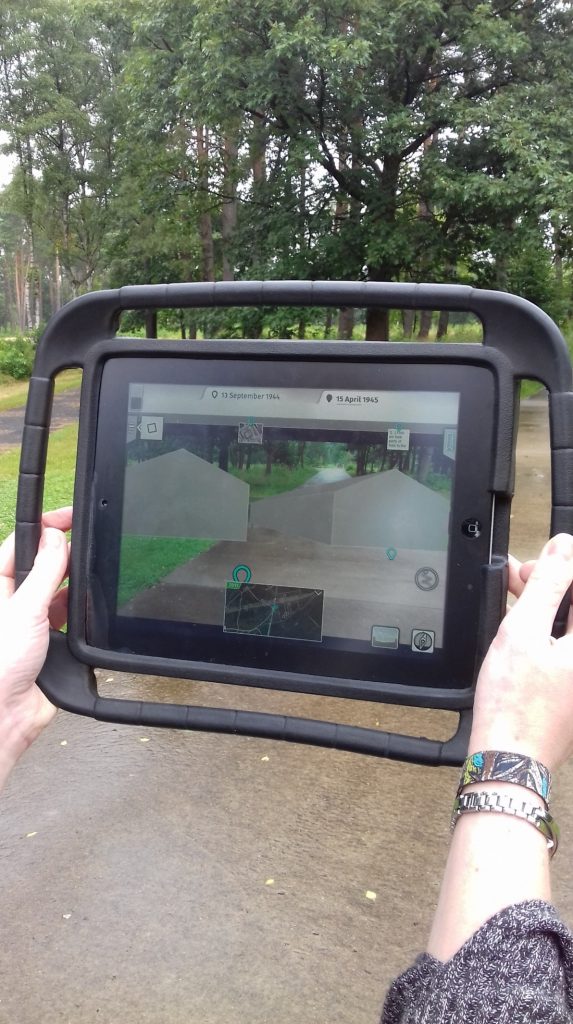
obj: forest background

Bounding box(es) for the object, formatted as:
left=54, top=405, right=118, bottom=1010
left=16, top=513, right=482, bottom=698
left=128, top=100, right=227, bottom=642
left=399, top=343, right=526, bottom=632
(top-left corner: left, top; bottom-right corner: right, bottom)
left=1, top=0, right=573, bottom=352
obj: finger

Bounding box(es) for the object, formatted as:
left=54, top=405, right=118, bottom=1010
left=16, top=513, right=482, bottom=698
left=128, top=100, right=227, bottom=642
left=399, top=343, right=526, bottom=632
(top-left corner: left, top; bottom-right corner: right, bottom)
left=508, top=534, right=573, bottom=637
left=0, top=530, right=15, bottom=596
left=11, top=528, right=69, bottom=620
left=42, top=507, right=73, bottom=533
left=48, top=586, right=69, bottom=631
left=0, top=508, right=71, bottom=593
left=520, top=560, right=536, bottom=584
left=508, top=555, right=525, bottom=598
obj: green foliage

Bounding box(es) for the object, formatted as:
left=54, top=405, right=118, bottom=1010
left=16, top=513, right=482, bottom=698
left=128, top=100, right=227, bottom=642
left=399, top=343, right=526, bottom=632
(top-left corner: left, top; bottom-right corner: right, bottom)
left=0, top=337, right=35, bottom=379
left=0, top=0, right=573, bottom=341
left=228, top=464, right=319, bottom=499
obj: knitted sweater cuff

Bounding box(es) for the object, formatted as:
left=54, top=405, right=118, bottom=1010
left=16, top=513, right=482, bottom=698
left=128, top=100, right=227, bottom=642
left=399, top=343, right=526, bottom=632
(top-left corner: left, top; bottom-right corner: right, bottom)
left=381, top=900, right=573, bottom=1023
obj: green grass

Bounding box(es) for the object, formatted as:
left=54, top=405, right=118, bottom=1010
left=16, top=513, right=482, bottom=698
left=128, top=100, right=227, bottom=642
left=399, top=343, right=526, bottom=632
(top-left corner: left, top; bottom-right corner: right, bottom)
left=118, top=535, right=217, bottom=606
left=228, top=462, right=319, bottom=499
left=0, top=369, right=82, bottom=413
left=0, top=422, right=78, bottom=541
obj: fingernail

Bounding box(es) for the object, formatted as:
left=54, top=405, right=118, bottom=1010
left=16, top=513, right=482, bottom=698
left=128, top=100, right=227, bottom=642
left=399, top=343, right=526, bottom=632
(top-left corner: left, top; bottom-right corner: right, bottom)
left=40, top=528, right=62, bottom=550
left=547, top=534, right=573, bottom=558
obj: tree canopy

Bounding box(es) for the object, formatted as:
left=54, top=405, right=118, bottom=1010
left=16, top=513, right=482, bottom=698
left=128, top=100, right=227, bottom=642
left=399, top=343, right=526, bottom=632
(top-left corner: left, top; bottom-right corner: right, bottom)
left=1, top=0, right=572, bottom=338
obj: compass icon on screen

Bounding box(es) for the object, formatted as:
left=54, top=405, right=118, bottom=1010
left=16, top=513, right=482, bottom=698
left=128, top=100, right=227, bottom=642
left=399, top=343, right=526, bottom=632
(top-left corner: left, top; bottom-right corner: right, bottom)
left=415, top=567, right=439, bottom=591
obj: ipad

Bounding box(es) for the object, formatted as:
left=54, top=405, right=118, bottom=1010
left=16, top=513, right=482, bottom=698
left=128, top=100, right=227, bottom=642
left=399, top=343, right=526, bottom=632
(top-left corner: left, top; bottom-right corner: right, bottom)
left=19, top=279, right=572, bottom=762
left=81, top=354, right=495, bottom=695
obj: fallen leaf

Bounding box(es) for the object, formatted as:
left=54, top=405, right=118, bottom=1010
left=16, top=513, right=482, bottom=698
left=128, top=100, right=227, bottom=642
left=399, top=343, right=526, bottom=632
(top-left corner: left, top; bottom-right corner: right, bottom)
left=261, top=755, right=270, bottom=762
left=265, top=878, right=275, bottom=886
left=139, top=737, right=150, bottom=743
left=60, top=740, right=68, bottom=747
left=106, top=677, right=114, bottom=682
left=62, top=913, right=71, bottom=920
left=365, top=890, right=377, bottom=901
left=26, top=832, right=37, bottom=839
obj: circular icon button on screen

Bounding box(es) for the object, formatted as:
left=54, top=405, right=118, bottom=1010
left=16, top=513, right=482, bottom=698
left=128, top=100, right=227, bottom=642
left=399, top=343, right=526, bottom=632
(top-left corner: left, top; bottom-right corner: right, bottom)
left=415, top=567, right=439, bottom=591
left=412, top=629, right=435, bottom=653
left=232, top=564, right=252, bottom=584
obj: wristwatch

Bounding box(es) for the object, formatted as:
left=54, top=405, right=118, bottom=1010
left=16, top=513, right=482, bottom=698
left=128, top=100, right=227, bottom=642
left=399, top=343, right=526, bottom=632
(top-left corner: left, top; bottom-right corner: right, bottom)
left=451, top=789, right=559, bottom=857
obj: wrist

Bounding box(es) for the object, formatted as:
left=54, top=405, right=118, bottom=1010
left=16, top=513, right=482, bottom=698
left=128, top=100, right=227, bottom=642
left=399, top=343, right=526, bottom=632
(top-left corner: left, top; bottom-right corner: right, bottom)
left=428, top=784, right=552, bottom=960
left=0, top=697, right=52, bottom=790
left=459, top=778, right=540, bottom=804
left=467, top=728, right=552, bottom=771
left=0, top=717, right=28, bottom=790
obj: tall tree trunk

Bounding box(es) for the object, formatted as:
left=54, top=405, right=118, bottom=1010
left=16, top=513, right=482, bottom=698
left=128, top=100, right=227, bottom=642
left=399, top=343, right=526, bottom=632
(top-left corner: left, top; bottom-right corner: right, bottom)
left=365, top=263, right=391, bottom=340
left=221, top=129, right=239, bottom=281
left=417, top=309, right=433, bottom=339
left=338, top=307, right=355, bottom=339
left=436, top=309, right=449, bottom=339
left=335, top=149, right=355, bottom=340
left=247, top=116, right=268, bottom=338
left=402, top=310, right=416, bottom=337
left=250, top=117, right=267, bottom=187
left=365, top=156, right=401, bottom=340
left=145, top=310, right=158, bottom=338
left=494, top=219, right=514, bottom=291
left=52, top=250, right=62, bottom=312
left=552, top=217, right=564, bottom=290
left=415, top=128, right=438, bottom=343
left=196, top=124, right=215, bottom=282
left=14, top=249, right=27, bottom=331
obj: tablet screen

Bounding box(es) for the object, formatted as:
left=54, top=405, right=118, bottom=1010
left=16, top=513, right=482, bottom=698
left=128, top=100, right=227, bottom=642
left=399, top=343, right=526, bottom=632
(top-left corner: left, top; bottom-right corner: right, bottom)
left=120, top=383, right=457, bottom=649
left=86, top=356, right=493, bottom=689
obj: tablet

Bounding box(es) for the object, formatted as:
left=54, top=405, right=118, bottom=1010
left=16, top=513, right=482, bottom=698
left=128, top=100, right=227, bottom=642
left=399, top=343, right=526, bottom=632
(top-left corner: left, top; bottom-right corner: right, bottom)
left=81, top=354, right=495, bottom=696
left=17, top=281, right=573, bottom=764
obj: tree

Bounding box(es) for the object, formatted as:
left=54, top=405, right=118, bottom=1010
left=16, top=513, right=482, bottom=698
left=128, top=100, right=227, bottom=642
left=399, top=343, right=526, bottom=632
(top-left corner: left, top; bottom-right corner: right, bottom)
left=181, top=0, right=573, bottom=335
left=0, top=0, right=127, bottom=323
left=1, top=0, right=573, bottom=337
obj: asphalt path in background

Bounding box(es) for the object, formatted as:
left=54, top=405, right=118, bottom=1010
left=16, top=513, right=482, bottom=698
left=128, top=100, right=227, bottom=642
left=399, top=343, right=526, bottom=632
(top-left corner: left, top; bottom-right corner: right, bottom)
left=0, top=387, right=80, bottom=449
left=1, top=394, right=572, bottom=1024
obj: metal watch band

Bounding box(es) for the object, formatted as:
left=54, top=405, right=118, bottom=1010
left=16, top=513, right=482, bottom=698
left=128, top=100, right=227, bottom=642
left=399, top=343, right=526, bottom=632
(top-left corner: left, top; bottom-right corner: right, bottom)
left=458, top=750, right=551, bottom=804
left=451, top=790, right=559, bottom=857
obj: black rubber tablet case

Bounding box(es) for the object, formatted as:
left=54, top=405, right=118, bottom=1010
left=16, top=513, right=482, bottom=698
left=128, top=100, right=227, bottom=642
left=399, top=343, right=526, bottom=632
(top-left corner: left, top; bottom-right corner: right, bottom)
left=15, top=282, right=573, bottom=766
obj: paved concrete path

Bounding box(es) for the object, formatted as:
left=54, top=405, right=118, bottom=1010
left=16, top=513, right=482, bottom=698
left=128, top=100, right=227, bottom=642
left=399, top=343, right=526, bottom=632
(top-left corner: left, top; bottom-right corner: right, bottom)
left=2, top=393, right=572, bottom=1024
left=303, top=467, right=351, bottom=485
left=0, top=387, right=80, bottom=449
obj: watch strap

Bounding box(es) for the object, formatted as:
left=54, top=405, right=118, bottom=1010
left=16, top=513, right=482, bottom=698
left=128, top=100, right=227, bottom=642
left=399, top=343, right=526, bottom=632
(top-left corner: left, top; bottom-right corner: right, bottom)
left=451, top=789, right=559, bottom=857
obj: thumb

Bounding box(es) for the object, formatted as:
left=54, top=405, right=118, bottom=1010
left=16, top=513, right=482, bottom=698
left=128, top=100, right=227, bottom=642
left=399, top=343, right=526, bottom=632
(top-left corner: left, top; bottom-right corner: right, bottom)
left=11, top=528, right=69, bottom=621
left=508, top=534, right=573, bottom=638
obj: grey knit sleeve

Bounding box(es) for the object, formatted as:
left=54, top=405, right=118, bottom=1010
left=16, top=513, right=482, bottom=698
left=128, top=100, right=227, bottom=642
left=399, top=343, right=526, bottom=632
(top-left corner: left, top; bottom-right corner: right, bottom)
left=381, top=900, right=573, bottom=1023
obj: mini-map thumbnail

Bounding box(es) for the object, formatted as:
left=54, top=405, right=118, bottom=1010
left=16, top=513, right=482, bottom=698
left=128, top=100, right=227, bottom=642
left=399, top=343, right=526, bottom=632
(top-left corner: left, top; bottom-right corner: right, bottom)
left=224, top=583, right=324, bottom=641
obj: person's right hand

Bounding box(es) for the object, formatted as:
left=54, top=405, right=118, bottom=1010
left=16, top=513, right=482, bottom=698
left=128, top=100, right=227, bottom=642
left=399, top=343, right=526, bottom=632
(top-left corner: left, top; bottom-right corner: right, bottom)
left=469, top=533, right=573, bottom=771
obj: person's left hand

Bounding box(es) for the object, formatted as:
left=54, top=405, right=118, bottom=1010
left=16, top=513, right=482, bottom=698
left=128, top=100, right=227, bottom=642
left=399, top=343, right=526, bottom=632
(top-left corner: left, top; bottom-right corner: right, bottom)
left=0, top=507, right=72, bottom=773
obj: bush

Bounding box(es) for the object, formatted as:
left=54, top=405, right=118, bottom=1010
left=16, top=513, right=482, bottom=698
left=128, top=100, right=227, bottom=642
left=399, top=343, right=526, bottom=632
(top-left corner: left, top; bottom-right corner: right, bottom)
left=0, top=337, right=35, bottom=380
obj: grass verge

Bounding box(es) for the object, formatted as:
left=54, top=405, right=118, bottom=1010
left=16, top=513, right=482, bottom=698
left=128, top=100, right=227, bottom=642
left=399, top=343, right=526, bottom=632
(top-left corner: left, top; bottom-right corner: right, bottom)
left=0, top=423, right=78, bottom=541
left=0, top=369, right=82, bottom=413
left=118, top=535, right=217, bottom=606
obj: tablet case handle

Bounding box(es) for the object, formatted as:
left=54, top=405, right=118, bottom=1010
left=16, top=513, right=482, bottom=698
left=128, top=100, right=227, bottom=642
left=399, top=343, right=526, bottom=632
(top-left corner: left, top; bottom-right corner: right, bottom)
left=30, top=280, right=571, bottom=392
left=15, top=281, right=573, bottom=766
left=39, top=632, right=474, bottom=766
